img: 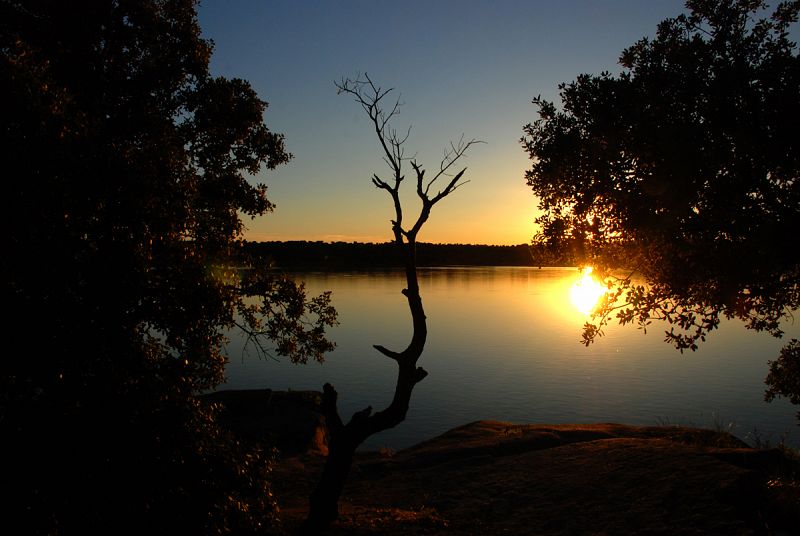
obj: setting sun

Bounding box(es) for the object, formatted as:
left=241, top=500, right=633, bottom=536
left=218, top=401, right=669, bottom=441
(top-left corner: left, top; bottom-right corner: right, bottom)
left=570, top=267, right=606, bottom=315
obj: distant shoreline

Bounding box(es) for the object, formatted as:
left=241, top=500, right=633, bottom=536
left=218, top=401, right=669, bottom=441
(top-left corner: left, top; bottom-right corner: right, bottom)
left=244, top=240, right=575, bottom=270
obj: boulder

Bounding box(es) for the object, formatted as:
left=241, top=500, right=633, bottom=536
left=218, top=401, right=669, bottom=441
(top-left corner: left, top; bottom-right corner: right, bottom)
left=202, top=389, right=328, bottom=455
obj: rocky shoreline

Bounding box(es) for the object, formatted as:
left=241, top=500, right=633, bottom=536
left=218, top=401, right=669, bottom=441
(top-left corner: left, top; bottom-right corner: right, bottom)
left=204, top=389, right=799, bottom=535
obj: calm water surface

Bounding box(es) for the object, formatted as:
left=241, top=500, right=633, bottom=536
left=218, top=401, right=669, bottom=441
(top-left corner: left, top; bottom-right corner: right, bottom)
left=223, top=267, right=799, bottom=450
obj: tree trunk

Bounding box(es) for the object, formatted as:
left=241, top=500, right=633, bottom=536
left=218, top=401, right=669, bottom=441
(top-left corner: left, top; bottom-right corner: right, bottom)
left=304, top=240, right=428, bottom=532
left=304, top=434, right=357, bottom=532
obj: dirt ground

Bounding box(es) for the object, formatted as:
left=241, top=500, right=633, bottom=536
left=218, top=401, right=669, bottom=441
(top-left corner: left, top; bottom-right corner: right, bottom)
left=271, top=421, right=800, bottom=535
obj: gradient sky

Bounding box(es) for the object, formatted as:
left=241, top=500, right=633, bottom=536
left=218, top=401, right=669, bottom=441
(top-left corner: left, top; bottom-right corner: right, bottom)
left=198, top=0, right=689, bottom=245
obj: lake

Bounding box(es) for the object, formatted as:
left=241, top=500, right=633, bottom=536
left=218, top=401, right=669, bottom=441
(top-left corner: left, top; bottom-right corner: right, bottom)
left=222, top=267, right=799, bottom=450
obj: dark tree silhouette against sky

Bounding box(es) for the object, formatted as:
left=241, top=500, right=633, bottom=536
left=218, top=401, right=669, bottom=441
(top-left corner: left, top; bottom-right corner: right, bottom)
left=2, top=1, right=335, bottom=533
left=522, top=0, right=800, bottom=418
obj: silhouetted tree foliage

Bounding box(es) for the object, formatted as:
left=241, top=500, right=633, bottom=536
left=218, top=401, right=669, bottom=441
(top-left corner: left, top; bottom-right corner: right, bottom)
left=766, top=339, right=800, bottom=420
left=2, top=1, right=335, bottom=534
left=522, top=0, right=800, bottom=415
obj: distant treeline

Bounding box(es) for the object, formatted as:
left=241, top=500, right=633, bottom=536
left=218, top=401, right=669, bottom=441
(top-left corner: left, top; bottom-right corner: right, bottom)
left=244, top=241, right=574, bottom=270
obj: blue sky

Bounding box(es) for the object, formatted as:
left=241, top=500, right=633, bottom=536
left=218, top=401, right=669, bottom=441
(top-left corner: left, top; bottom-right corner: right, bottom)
left=198, top=0, right=690, bottom=244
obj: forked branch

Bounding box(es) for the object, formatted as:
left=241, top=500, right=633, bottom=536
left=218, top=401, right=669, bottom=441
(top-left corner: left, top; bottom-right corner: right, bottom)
left=419, top=135, right=483, bottom=201
left=336, top=73, right=483, bottom=243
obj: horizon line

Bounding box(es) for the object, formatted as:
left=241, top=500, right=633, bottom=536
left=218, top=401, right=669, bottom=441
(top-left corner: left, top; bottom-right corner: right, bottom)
left=245, top=239, right=533, bottom=247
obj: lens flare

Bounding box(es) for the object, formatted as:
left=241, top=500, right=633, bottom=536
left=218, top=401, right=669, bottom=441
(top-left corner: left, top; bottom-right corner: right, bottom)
left=570, top=267, right=606, bottom=315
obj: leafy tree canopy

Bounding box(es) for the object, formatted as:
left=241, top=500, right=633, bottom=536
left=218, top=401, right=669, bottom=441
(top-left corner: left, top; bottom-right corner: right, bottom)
left=2, top=0, right=335, bottom=533
left=522, top=0, right=800, bottom=417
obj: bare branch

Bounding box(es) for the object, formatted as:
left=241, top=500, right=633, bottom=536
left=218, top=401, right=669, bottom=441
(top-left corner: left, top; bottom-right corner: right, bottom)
left=414, top=367, right=429, bottom=383
left=423, top=137, right=484, bottom=197
left=431, top=167, right=467, bottom=204
left=321, top=382, right=344, bottom=433
left=446, top=178, right=471, bottom=195
left=336, top=73, right=407, bottom=178
left=233, top=320, right=280, bottom=362
left=373, top=344, right=401, bottom=361
left=371, top=173, right=393, bottom=191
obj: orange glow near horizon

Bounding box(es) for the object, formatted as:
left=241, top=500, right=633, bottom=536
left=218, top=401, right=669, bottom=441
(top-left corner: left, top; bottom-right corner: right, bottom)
left=569, top=267, right=606, bottom=315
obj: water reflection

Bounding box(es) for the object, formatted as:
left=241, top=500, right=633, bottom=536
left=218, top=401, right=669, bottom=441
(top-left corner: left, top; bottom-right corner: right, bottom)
left=222, top=267, right=799, bottom=450
left=569, top=267, right=606, bottom=315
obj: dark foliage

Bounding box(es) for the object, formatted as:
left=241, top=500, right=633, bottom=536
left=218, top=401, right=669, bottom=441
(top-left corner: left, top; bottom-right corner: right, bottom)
left=766, top=340, right=800, bottom=420
left=522, top=1, right=800, bottom=413
left=1, top=1, right=335, bottom=533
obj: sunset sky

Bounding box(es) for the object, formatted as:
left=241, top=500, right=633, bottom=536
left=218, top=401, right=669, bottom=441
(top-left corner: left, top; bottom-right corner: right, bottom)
left=198, top=0, right=689, bottom=245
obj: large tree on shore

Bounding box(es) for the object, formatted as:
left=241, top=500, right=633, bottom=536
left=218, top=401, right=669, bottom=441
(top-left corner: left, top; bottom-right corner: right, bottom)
left=303, top=74, right=480, bottom=530
left=522, top=0, right=800, bottom=416
left=1, top=1, right=335, bottom=533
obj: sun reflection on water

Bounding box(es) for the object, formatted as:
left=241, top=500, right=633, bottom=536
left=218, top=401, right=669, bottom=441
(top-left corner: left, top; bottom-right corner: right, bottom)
left=570, top=267, right=606, bottom=315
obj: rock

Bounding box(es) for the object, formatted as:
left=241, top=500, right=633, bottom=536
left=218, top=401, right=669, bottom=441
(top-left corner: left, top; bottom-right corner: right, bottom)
left=273, top=420, right=800, bottom=534
left=201, top=389, right=328, bottom=455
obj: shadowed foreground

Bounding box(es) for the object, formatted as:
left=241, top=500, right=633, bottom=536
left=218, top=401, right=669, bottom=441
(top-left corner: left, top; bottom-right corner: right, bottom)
left=271, top=420, right=798, bottom=535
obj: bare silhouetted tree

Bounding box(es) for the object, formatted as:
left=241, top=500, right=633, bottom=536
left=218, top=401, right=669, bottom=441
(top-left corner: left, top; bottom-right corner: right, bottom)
left=304, top=74, right=481, bottom=530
